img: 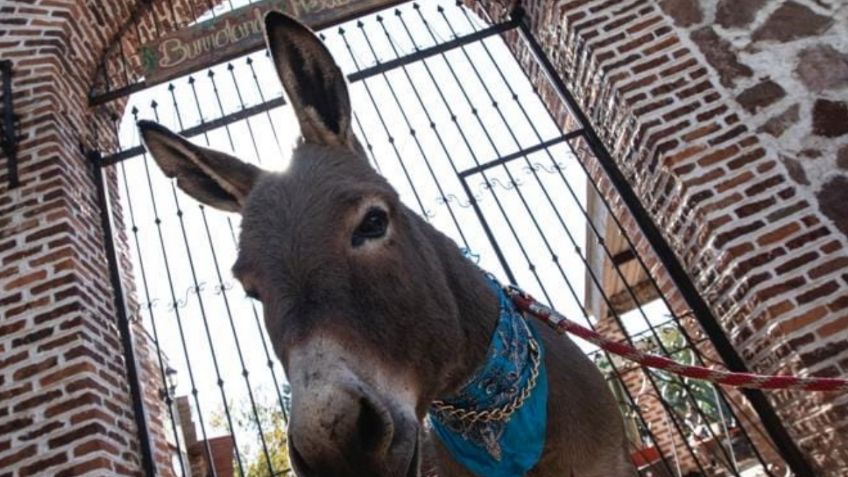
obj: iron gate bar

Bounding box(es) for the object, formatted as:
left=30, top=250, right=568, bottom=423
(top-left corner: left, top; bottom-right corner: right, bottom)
left=100, top=96, right=287, bottom=167
left=90, top=151, right=158, bottom=477
left=338, top=26, right=431, bottom=218
left=246, top=57, right=285, bottom=156
left=218, top=214, right=291, bottom=426
left=459, top=174, right=518, bottom=284
left=514, top=9, right=816, bottom=477
left=140, top=105, right=222, bottom=477
left=166, top=178, right=251, bottom=476
left=457, top=133, right=581, bottom=179
left=412, top=5, right=561, bottom=310
left=97, top=16, right=518, bottom=167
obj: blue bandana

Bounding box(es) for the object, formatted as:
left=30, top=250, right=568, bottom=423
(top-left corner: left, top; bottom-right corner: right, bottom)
left=428, top=277, right=548, bottom=477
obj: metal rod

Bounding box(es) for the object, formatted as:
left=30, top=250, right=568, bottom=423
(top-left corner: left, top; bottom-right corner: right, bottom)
left=457, top=133, right=577, bottom=179
left=1, top=60, right=19, bottom=188
left=185, top=74, right=278, bottom=476
left=515, top=11, right=816, bottom=477
left=410, top=4, right=551, bottom=304
left=143, top=103, right=220, bottom=477
left=100, top=95, right=286, bottom=166
left=346, top=17, right=517, bottom=82
left=90, top=150, right=158, bottom=477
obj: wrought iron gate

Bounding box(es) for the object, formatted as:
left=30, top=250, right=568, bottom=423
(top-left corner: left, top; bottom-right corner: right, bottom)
left=90, top=1, right=810, bottom=476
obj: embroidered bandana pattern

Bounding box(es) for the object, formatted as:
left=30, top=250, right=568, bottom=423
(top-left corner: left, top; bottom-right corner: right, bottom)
left=428, top=276, right=548, bottom=477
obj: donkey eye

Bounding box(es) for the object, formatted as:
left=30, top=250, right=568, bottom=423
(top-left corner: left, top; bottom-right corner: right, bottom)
left=352, top=207, right=388, bottom=246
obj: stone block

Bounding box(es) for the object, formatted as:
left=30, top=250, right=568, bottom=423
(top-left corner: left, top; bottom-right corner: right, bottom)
left=737, top=79, right=786, bottom=114
left=716, top=0, right=770, bottom=28
left=796, top=45, right=848, bottom=93
left=691, top=26, right=753, bottom=87
left=817, top=175, right=848, bottom=235
left=753, top=1, right=835, bottom=42
left=813, top=99, right=848, bottom=138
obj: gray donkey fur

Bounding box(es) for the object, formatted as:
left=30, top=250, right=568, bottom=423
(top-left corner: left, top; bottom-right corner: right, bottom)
left=138, top=11, right=636, bottom=477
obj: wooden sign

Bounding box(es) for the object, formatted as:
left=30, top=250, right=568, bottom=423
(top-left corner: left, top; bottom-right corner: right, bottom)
left=138, top=0, right=397, bottom=86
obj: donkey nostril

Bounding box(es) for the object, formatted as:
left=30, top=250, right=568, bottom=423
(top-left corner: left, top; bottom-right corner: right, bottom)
left=356, top=394, right=394, bottom=456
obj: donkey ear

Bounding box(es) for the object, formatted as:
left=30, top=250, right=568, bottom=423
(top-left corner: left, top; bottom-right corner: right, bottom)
left=138, top=120, right=261, bottom=213
left=264, top=11, right=354, bottom=148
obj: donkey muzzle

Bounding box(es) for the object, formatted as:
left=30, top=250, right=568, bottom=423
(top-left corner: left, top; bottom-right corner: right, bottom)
left=287, top=341, right=420, bottom=476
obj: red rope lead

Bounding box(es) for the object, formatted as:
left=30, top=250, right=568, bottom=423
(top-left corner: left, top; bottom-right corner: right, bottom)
left=508, top=289, right=848, bottom=393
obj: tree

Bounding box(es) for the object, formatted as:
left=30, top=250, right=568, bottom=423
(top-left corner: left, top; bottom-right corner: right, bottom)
left=211, top=386, right=292, bottom=477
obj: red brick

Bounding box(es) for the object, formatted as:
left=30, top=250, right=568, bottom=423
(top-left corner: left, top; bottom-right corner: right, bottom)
left=55, top=456, right=112, bottom=476
left=809, top=256, right=848, bottom=279
left=20, top=421, right=65, bottom=441
left=0, top=445, right=37, bottom=469
left=714, top=220, right=766, bottom=248
left=818, top=315, right=848, bottom=338
left=797, top=280, right=840, bottom=305
left=3, top=269, right=47, bottom=290
left=757, top=222, right=801, bottom=246
left=40, top=361, right=97, bottom=387
left=779, top=306, right=827, bottom=335
left=13, top=389, right=63, bottom=412
left=775, top=251, right=819, bottom=275
left=73, top=438, right=121, bottom=457
left=19, top=452, right=68, bottom=477
left=12, top=356, right=58, bottom=380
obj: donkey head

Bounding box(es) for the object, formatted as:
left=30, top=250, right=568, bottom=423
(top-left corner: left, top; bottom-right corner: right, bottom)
left=139, top=11, right=496, bottom=477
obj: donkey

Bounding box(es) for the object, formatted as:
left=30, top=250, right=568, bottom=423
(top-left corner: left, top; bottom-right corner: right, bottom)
left=138, top=11, right=636, bottom=477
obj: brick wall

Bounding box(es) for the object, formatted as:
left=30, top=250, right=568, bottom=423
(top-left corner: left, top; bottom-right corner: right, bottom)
left=469, top=0, right=848, bottom=474
left=0, top=1, right=207, bottom=475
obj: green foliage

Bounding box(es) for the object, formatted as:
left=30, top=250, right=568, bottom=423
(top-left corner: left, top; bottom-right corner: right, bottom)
left=211, top=388, right=291, bottom=477
left=139, top=47, right=158, bottom=73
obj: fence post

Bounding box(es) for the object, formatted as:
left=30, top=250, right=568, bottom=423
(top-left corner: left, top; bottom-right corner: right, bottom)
left=90, top=151, right=158, bottom=477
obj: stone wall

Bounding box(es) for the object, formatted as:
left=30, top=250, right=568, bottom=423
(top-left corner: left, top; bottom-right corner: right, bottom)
left=470, top=0, right=848, bottom=474
left=660, top=0, right=848, bottom=222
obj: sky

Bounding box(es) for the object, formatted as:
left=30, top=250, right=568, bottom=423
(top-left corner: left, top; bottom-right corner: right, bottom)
left=111, top=0, right=672, bottom=471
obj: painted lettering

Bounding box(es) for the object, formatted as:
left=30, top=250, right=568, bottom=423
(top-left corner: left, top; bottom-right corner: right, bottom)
left=159, top=38, right=188, bottom=68
left=142, top=0, right=381, bottom=85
